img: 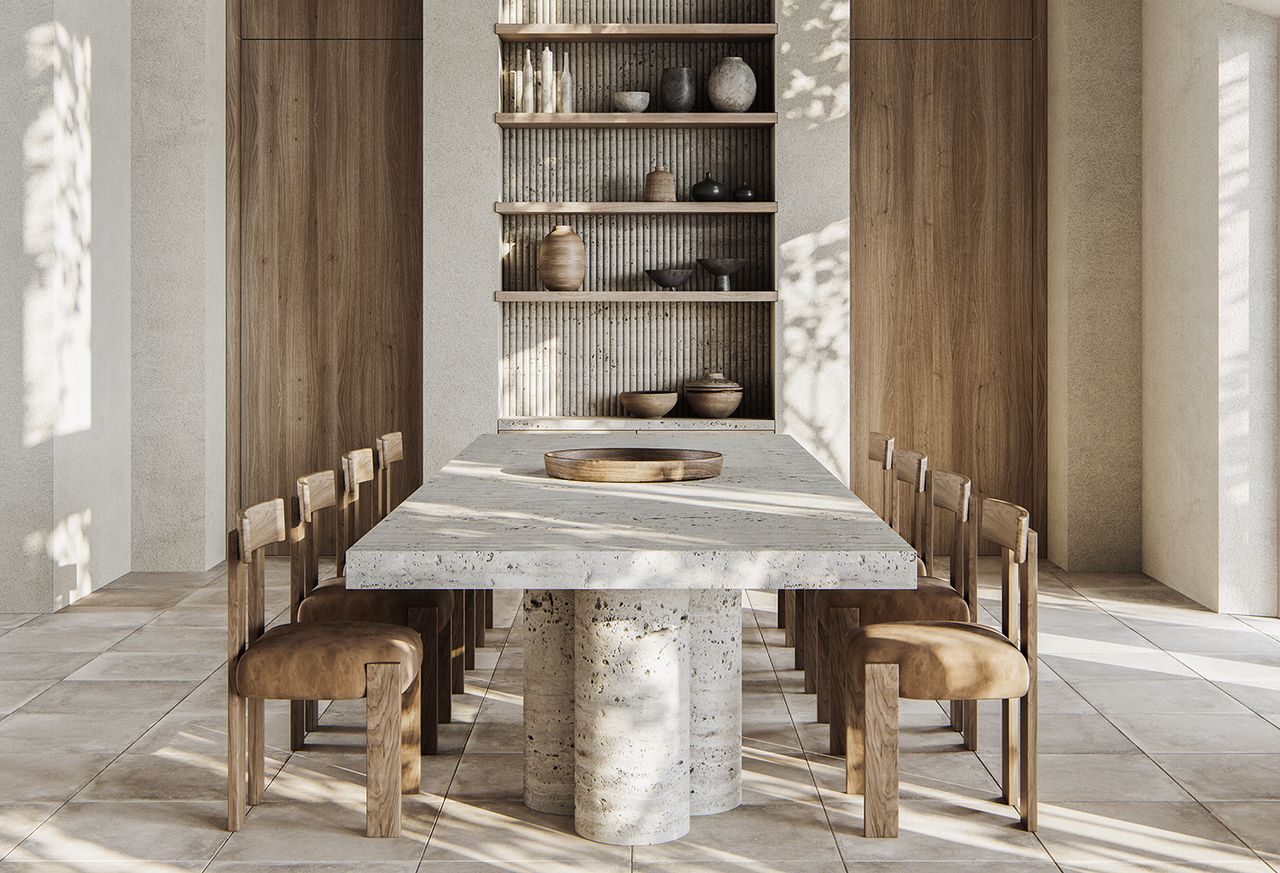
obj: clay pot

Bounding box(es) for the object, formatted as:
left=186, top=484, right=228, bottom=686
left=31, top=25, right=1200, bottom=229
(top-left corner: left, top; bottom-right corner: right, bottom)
left=661, top=66, right=696, bottom=112
left=538, top=225, right=586, bottom=292
left=684, top=371, right=744, bottom=419
left=644, top=165, right=676, bottom=202
left=708, top=57, right=758, bottom=113
left=691, top=173, right=725, bottom=202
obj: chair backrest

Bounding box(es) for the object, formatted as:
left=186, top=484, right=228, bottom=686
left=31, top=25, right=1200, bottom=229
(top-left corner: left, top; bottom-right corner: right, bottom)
left=971, top=497, right=1037, bottom=672
left=867, top=432, right=895, bottom=521
left=922, top=469, right=974, bottom=615
left=292, top=470, right=339, bottom=613
left=228, top=499, right=288, bottom=667
left=337, top=449, right=375, bottom=576
left=375, top=431, right=405, bottom=520
left=889, top=448, right=927, bottom=566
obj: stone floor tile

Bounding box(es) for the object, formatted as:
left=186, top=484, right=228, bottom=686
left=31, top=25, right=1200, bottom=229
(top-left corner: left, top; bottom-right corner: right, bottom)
left=215, top=801, right=434, bottom=863
left=977, top=711, right=1137, bottom=755
left=1064, top=678, right=1252, bottom=716
left=1150, top=754, right=1280, bottom=801
left=446, top=753, right=523, bottom=802
left=64, top=654, right=218, bottom=683
left=0, top=627, right=139, bottom=654
left=76, top=749, right=284, bottom=802
left=7, top=801, right=229, bottom=863
left=0, top=713, right=153, bottom=755
left=0, top=652, right=96, bottom=682
left=20, top=680, right=197, bottom=715
left=1042, top=651, right=1198, bottom=684
left=422, top=800, right=628, bottom=864
left=0, top=804, right=60, bottom=856
left=0, top=680, right=56, bottom=716
left=0, top=755, right=116, bottom=803
left=987, top=753, right=1192, bottom=802
left=1106, top=712, right=1280, bottom=754
left=825, top=798, right=1053, bottom=863
left=631, top=801, right=841, bottom=863
left=1037, top=801, right=1259, bottom=868
left=1204, top=802, right=1280, bottom=861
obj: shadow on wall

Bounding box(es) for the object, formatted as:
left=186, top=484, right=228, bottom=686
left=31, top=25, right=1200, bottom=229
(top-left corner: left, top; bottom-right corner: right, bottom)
left=776, top=0, right=851, bottom=483
left=1217, top=36, right=1278, bottom=615
left=0, top=20, right=96, bottom=611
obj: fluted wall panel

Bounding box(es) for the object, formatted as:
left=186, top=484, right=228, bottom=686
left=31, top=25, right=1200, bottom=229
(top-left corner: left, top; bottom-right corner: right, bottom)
left=500, top=0, right=771, bottom=25
left=502, top=302, right=773, bottom=418
left=501, top=42, right=774, bottom=113
left=503, top=214, right=772, bottom=293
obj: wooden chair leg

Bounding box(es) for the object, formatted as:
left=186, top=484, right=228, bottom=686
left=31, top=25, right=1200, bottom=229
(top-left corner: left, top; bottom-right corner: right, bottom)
left=793, top=591, right=807, bottom=671
left=844, top=676, right=865, bottom=795
left=815, top=600, right=830, bottom=723
left=949, top=700, right=962, bottom=733
left=962, top=699, right=978, bottom=752
left=401, top=671, right=422, bottom=794
left=366, top=662, right=402, bottom=838
left=305, top=699, right=318, bottom=731
left=451, top=593, right=465, bottom=693
left=1002, top=698, right=1020, bottom=809
left=464, top=591, right=477, bottom=669
left=227, top=691, right=247, bottom=832
left=827, top=607, right=860, bottom=755
left=290, top=700, right=306, bottom=751
left=863, top=663, right=899, bottom=839
left=783, top=591, right=796, bottom=646
left=248, top=698, right=265, bottom=805
left=474, top=591, right=486, bottom=649
left=1019, top=692, right=1037, bottom=831
left=777, top=587, right=787, bottom=629
left=803, top=591, right=818, bottom=694
left=484, top=589, right=494, bottom=628
left=437, top=625, right=453, bottom=724
left=412, top=608, right=440, bottom=755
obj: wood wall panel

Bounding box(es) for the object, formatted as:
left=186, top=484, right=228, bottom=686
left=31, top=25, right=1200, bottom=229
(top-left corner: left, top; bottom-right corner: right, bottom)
left=851, top=33, right=1045, bottom=545
left=238, top=35, right=422, bottom=551
left=241, top=0, right=422, bottom=39
left=852, top=0, right=1033, bottom=40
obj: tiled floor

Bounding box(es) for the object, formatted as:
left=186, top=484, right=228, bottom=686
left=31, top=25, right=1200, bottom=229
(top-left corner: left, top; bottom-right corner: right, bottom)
left=2, top=561, right=1280, bottom=871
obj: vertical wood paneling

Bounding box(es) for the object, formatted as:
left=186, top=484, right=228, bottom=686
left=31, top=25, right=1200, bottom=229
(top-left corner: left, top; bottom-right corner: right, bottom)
left=850, top=28, right=1045, bottom=547
left=502, top=302, right=772, bottom=418
left=852, top=0, right=1033, bottom=39
left=241, top=0, right=422, bottom=39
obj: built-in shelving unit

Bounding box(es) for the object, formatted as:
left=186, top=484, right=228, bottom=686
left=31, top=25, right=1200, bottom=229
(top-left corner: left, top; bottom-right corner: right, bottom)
left=495, top=112, right=777, bottom=129
left=496, top=201, right=777, bottom=215
left=495, top=7, right=777, bottom=427
left=496, top=290, right=778, bottom=302
left=496, top=23, right=778, bottom=42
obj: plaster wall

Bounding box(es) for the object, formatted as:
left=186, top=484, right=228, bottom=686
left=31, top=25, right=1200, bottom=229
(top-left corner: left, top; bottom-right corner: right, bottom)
left=422, top=1, right=502, bottom=477
left=1046, top=0, right=1144, bottom=570
left=130, top=0, right=225, bottom=571
left=1142, top=0, right=1278, bottom=614
left=0, top=0, right=133, bottom=612
left=776, top=0, right=852, bottom=484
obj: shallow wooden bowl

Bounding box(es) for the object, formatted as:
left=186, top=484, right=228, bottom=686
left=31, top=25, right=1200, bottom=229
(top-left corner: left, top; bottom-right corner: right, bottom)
left=545, top=448, right=724, bottom=483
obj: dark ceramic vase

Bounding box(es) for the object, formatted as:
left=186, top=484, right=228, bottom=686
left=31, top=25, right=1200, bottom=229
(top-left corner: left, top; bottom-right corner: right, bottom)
left=661, top=67, right=696, bottom=112
left=733, top=186, right=757, bottom=202
left=691, top=173, right=725, bottom=202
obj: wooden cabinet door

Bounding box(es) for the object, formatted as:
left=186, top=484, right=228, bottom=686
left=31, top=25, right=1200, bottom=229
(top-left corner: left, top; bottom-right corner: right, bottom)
left=237, top=35, right=422, bottom=552
left=851, top=35, right=1045, bottom=545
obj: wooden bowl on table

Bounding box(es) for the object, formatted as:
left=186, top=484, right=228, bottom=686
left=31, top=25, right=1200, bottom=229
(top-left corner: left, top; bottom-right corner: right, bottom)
left=545, top=448, right=724, bottom=483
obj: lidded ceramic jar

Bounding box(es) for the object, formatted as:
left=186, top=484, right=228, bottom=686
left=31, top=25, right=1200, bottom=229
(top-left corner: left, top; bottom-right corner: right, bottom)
left=684, top=371, right=744, bottom=419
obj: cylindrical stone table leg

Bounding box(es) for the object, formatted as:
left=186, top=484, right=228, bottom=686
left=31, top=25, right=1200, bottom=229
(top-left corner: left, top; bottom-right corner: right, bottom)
left=689, top=589, right=743, bottom=816
left=523, top=590, right=575, bottom=814
left=574, top=590, right=691, bottom=845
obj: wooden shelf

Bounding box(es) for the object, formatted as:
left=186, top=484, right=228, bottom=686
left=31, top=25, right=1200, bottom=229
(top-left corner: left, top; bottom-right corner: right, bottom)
left=496, top=290, right=778, bottom=303
left=496, top=112, right=777, bottom=129
left=495, top=23, right=779, bottom=43
left=499, top=416, right=776, bottom=432
left=496, top=201, right=777, bottom=216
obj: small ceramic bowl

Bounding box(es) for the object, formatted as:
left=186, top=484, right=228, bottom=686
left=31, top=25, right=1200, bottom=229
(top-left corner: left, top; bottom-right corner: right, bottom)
left=612, top=91, right=651, bottom=113
left=620, top=391, right=679, bottom=419
left=687, top=390, right=743, bottom=419
left=645, top=268, right=694, bottom=289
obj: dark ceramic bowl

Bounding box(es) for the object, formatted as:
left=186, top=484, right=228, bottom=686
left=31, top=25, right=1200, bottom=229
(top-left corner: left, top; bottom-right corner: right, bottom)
left=697, top=258, right=748, bottom=278
left=645, top=268, right=694, bottom=289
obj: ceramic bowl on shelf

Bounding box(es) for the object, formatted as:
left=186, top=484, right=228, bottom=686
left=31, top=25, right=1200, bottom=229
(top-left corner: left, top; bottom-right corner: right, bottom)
left=697, top=258, right=749, bottom=292
left=620, top=391, right=679, bottom=419
left=684, top=371, right=744, bottom=419
left=645, top=268, right=694, bottom=289
left=612, top=91, right=651, bottom=113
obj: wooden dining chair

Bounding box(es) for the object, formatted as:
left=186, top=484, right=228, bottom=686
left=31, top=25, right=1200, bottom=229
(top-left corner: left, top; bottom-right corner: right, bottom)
left=837, top=497, right=1038, bottom=838
left=291, top=467, right=450, bottom=749
left=227, top=498, right=423, bottom=837
left=816, top=469, right=976, bottom=747
left=377, top=432, right=468, bottom=697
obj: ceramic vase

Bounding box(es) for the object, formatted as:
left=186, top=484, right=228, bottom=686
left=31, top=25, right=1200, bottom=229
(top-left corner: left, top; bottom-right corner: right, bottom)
left=661, top=67, right=696, bottom=112
left=538, top=225, right=586, bottom=292
left=644, top=165, right=676, bottom=202
left=733, top=186, right=757, bottom=202
left=708, top=57, right=757, bottom=113
left=691, top=173, right=725, bottom=202
left=521, top=50, right=536, bottom=113
left=557, top=53, right=574, bottom=113
left=540, top=47, right=556, bottom=113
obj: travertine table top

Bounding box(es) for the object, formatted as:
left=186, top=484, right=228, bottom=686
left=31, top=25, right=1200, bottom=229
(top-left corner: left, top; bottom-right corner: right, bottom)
left=346, top=433, right=918, bottom=590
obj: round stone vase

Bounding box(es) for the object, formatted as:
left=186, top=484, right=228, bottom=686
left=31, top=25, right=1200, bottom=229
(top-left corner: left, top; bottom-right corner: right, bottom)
left=708, top=57, right=757, bottom=113
left=538, top=225, right=586, bottom=292
left=661, top=66, right=696, bottom=112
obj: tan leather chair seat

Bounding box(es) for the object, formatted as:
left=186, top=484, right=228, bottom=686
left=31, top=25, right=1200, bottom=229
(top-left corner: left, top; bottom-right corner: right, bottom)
left=236, top=621, right=422, bottom=700
left=821, top=579, right=970, bottom=626
left=847, top=621, right=1029, bottom=701
left=298, top=585, right=454, bottom=631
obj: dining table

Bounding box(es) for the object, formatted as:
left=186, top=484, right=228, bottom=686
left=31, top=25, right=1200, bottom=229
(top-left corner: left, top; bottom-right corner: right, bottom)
left=345, top=431, right=917, bottom=845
